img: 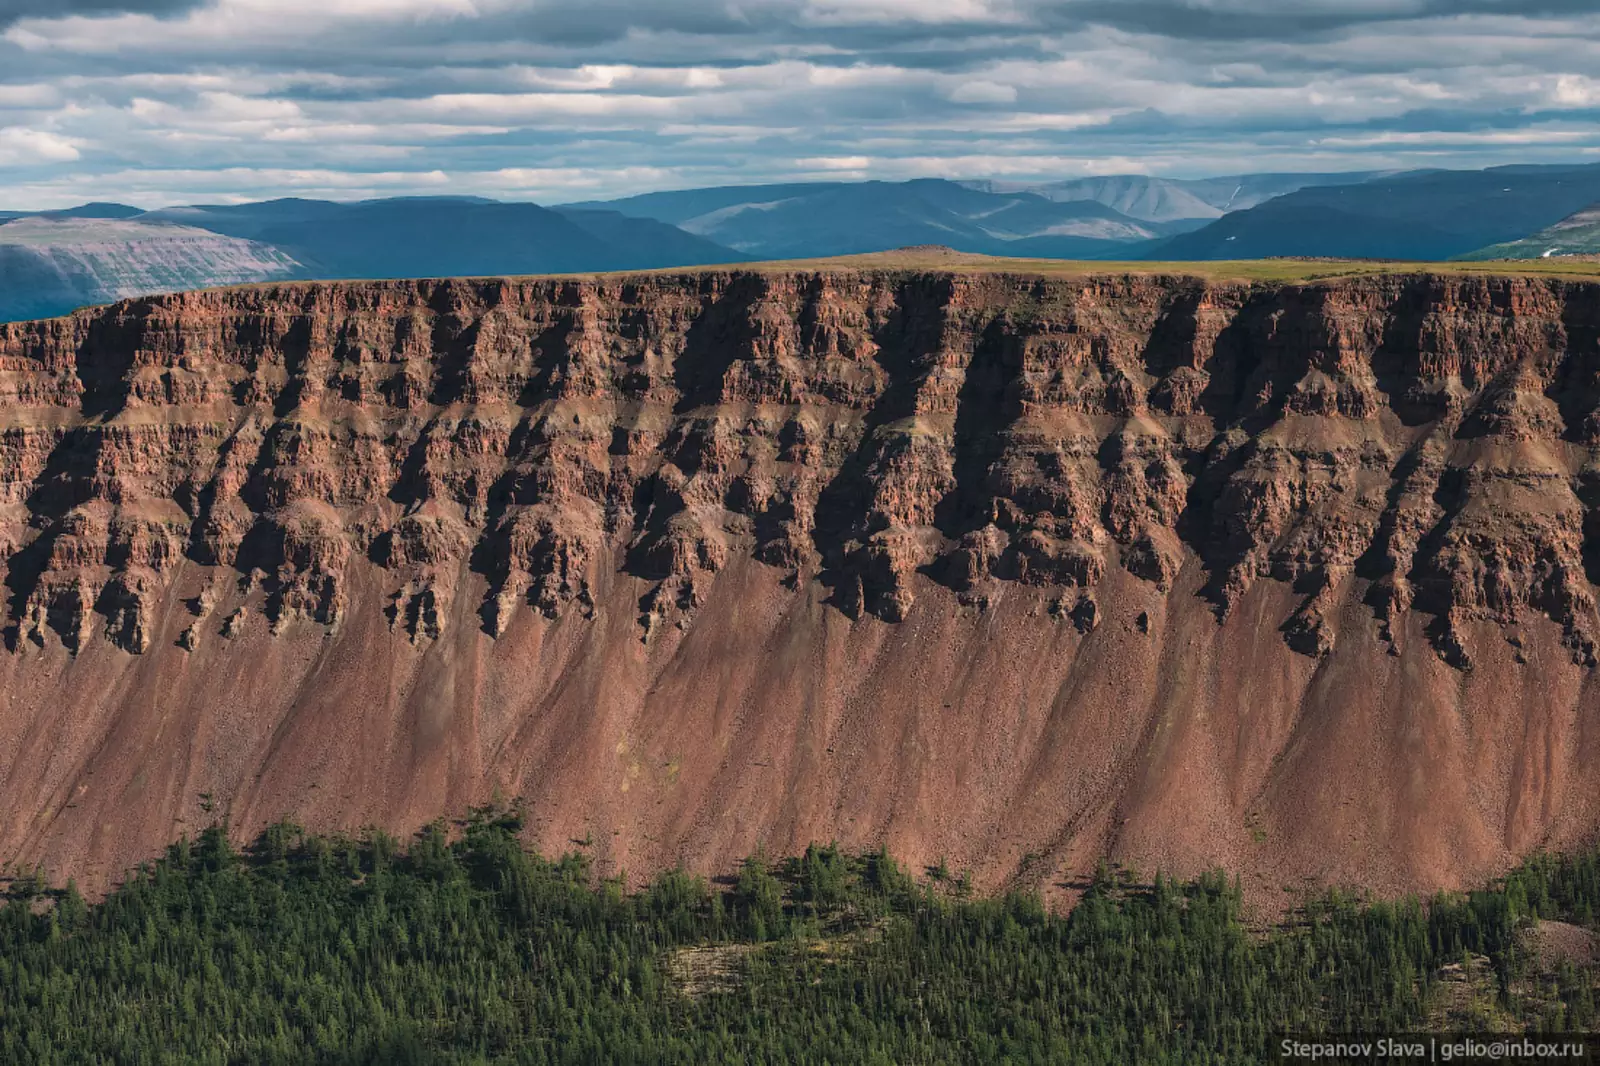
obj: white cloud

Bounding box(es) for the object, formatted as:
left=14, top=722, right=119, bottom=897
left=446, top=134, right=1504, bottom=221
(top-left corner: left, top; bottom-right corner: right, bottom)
left=400, top=91, right=678, bottom=122
left=0, top=0, right=1599, bottom=206
left=796, top=155, right=872, bottom=169
left=1553, top=74, right=1600, bottom=107
left=802, top=0, right=1010, bottom=24
left=0, top=127, right=80, bottom=165
left=0, top=83, right=61, bottom=108
left=949, top=80, right=1018, bottom=104
left=1312, top=128, right=1599, bottom=148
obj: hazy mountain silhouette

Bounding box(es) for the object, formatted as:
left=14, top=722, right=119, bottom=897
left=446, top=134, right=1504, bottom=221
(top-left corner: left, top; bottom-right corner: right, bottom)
left=0, top=202, right=145, bottom=224
left=0, top=196, right=745, bottom=321
left=1150, top=164, right=1600, bottom=260
left=567, top=178, right=1183, bottom=259
left=147, top=197, right=743, bottom=278
left=14, top=162, right=1600, bottom=325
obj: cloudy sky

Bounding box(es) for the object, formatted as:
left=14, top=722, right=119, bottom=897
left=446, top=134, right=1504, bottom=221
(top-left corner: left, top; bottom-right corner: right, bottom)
left=0, top=0, right=1598, bottom=207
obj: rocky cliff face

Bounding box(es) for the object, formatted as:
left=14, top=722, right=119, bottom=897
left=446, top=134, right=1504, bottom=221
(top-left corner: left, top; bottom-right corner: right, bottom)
left=2, top=269, right=1599, bottom=901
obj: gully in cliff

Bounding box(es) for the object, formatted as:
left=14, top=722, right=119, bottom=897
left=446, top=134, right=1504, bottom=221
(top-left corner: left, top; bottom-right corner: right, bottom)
left=0, top=267, right=1597, bottom=902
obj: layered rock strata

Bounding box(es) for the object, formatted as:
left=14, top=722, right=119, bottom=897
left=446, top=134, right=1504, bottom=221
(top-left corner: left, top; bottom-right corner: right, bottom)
left=1, top=270, right=1599, bottom=901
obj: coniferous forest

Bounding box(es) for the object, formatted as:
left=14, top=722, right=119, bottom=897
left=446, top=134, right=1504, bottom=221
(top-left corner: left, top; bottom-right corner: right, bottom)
left=2, top=807, right=1597, bottom=1065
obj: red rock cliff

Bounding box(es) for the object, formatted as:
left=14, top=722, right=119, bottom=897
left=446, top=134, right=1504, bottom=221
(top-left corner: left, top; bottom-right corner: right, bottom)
left=2, top=269, right=1598, bottom=900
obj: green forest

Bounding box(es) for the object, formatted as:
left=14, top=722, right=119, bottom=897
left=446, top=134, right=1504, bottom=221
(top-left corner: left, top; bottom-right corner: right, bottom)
left=1, top=807, right=1597, bottom=1065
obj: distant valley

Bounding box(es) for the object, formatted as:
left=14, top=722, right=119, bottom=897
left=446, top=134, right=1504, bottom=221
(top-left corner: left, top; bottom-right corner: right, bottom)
left=7, top=162, right=1600, bottom=323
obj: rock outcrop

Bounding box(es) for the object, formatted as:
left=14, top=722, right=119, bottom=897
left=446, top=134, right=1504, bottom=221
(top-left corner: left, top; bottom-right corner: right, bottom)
left=3, top=268, right=1600, bottom=902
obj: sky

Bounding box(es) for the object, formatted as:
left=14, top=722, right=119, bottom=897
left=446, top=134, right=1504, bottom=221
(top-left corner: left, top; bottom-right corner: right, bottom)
left=0, top=0, right=1599, bottom=208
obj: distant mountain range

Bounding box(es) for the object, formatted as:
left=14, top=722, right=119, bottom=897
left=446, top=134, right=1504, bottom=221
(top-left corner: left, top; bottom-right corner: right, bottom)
left=0, top=196, right=745, bottom=322
left=957, top=172, right=1388, bottom=223
left=145, top=197, right=739, bottom=279
left=6, top=163, right=1600, bottom=322
left=1152, top=164, right=1600, bottom=261
left=561, top=178, right=1200, bottom=258
left=0, top=202, right=145, bottom=224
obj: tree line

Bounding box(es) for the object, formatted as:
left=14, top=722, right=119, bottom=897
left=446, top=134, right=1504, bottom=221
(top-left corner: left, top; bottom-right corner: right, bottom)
left=1, top=805, right=1596, bottom=1064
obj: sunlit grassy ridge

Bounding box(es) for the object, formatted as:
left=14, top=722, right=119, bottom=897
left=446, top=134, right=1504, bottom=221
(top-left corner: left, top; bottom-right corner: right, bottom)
left=22, top=249, right=1600, bottom=327
left=170, top=249, right=1600, bottom=293
left=740, top=248, right=1600, bottom=283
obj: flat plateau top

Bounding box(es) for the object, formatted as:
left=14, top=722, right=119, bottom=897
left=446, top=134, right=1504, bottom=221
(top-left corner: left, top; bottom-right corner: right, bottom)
left=731, top=248, right=1600, bottom=283
left=0, top=217, right=230, bottom=247
left=19, top=250, right=1600, bottom=325
left=374, top=248, right=1600, bottom=285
